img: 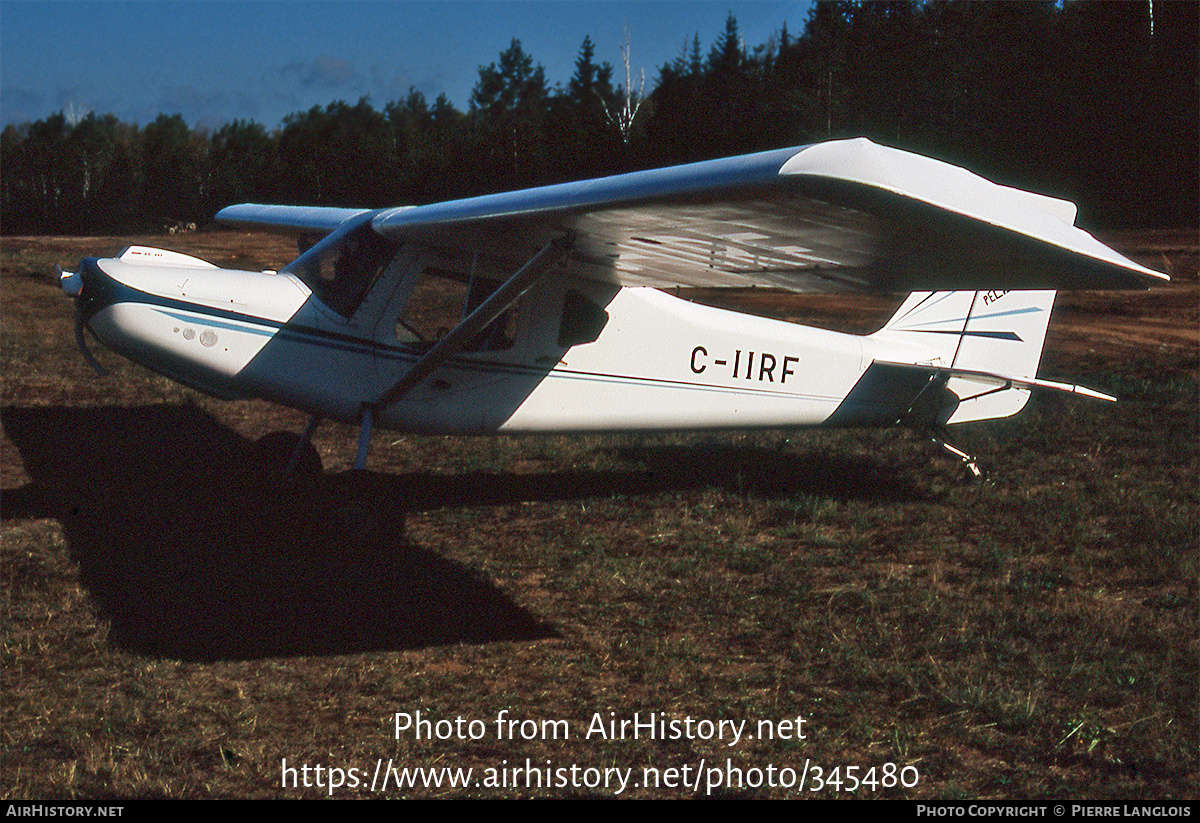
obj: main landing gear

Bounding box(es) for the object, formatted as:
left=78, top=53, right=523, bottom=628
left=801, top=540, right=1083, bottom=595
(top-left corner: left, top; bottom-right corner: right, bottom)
left=254, top=415, right=323, bottom=481
left=253, top=407, right=379, bottom=482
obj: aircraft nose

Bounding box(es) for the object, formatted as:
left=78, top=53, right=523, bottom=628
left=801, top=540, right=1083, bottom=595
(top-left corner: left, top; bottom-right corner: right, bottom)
left=59, top=257, right=117, bottom=322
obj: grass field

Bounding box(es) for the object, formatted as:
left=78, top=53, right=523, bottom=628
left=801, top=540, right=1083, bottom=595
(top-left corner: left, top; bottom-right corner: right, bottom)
left=2, top=230, right=1196, bottom=799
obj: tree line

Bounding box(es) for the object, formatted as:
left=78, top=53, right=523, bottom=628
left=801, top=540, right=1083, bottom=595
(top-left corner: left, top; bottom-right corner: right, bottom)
left=2, top=1, right=1195, bottom=236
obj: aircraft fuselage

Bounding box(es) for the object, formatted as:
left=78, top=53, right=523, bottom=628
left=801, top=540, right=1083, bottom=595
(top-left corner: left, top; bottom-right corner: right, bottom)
left=71, top=246, right=939, bottom=435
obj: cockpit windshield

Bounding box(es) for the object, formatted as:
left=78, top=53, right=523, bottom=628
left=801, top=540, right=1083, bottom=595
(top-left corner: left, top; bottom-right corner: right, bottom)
left=285, top=219, right=395, bottom=317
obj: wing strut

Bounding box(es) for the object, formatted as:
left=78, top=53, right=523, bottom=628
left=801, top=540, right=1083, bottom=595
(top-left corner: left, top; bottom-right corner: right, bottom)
left=374, top=234, right=574, bottom=408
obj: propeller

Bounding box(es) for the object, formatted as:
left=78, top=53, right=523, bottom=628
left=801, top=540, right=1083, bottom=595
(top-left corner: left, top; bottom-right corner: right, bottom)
left=58, top=265, right=107, bottom=376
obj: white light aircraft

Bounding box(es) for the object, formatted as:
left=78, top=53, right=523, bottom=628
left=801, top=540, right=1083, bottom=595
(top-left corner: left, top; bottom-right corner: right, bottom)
left=58, top=138, right=1165, bottom=477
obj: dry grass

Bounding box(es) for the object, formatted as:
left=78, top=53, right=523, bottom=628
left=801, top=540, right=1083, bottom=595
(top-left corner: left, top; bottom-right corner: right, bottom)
left=2, top=231, right=1196, bottom=798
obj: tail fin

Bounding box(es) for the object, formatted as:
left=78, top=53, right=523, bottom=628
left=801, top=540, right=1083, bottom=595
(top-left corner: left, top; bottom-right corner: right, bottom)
left=869, top=290, right=1057, bottom=423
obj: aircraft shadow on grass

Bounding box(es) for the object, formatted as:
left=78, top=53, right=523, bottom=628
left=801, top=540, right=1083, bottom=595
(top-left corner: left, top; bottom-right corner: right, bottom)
left=1, top=404, right=917, bottom=662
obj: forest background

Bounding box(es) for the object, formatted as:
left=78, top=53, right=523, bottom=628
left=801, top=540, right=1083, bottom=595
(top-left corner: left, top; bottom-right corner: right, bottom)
left=2, top=1, right=1196, bottom=237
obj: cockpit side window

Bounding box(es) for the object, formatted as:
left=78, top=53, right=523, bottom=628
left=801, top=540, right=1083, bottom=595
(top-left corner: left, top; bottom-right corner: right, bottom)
left=395, top=269, right=517, bottom=352
left=396, top=270, right=469, bottom=344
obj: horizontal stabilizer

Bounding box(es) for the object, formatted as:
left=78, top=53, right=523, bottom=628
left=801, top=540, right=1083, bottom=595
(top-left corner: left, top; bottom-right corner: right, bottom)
left=825, top=358, right=1114, bottom=432
left=873, top=360, right=1116, bottom=402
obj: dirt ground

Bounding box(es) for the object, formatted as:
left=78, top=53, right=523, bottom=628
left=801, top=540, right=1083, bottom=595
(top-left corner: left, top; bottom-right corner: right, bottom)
left=1, top=229, right=1195, bottom=799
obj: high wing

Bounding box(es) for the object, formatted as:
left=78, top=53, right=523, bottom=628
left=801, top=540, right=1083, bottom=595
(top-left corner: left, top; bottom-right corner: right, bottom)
left=218, top=138, right=1165, bottom=293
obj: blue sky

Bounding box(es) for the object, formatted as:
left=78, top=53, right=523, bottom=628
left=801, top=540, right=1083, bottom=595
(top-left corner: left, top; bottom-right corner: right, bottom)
left=1, top=1, right=810, bottom=130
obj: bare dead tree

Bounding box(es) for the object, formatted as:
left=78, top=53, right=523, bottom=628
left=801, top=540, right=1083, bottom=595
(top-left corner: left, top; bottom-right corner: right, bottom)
left=601, top=26, right=646, bottom=143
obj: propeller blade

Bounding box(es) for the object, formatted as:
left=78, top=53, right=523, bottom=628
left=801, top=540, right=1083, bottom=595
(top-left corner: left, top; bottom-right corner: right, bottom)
left=73, top=306, right=106, bottom=376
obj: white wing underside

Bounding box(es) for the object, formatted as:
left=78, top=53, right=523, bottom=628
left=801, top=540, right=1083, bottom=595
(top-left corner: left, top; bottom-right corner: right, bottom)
left=217, top=138, right=1165, bottom=293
